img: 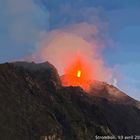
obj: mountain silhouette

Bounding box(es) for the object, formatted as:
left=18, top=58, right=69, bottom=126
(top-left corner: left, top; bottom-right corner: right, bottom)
left=0, top=61, right=140, bottom=140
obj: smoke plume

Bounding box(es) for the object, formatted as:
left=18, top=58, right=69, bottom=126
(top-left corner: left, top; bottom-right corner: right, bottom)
left=32, top=22, right=113, bottom=83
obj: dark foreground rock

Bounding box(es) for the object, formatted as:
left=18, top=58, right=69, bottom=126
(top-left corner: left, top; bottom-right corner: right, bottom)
left=0, top=62, right=140, bottom=140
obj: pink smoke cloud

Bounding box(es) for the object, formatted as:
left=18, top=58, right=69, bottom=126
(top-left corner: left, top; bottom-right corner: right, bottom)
left=31, top=23, right=115, bottom=83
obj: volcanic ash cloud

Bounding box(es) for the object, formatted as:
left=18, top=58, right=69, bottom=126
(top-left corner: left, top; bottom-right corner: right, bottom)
left=33, top=23, right=113, bottom=83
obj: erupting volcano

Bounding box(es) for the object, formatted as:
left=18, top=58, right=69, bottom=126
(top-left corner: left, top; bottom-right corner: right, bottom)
left=61, top=56, right=93, bottom=91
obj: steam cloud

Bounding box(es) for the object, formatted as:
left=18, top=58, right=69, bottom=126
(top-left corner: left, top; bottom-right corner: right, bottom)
left=2, top=0, right=48, bottom=61
left=32, top=22, right=114, bottom=83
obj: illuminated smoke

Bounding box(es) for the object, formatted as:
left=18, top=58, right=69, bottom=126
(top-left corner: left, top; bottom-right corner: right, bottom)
left=32, top=23, right=113, bottom=83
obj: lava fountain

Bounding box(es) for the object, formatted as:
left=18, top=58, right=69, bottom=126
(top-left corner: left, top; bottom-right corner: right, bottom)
left=77, top=70, right=81, bottom=78
left=61, top=55, right=93, bottom=91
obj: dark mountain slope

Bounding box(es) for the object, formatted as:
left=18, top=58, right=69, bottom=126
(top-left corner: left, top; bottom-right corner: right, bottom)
left=0, top=62, right=140, bottom=140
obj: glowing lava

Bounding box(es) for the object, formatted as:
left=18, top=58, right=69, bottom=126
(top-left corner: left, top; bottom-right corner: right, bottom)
left=77, top=70, right=81, bottom=78
left=61, top=56, right=93, bottom=91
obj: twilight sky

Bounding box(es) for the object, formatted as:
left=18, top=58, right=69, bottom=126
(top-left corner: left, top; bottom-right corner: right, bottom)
left=0, top=0, right=140, bottom=100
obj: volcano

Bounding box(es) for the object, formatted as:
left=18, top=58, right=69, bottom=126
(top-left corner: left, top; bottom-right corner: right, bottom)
left=61, top=56, right=94, bottom=91
left=0, top=61, right=140, bottom=140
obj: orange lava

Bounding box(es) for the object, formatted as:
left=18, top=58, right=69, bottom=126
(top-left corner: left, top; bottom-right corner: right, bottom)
left=61, top=56, right=93, bottom=91
left=77, top=70, right=81, bottom=78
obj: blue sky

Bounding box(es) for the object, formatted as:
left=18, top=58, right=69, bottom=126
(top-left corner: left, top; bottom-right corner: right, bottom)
left=0, top=0, right=140, bottom=100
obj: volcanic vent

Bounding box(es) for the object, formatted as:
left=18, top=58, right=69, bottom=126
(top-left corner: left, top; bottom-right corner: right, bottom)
left=61, top=56, right=93, bottom=91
